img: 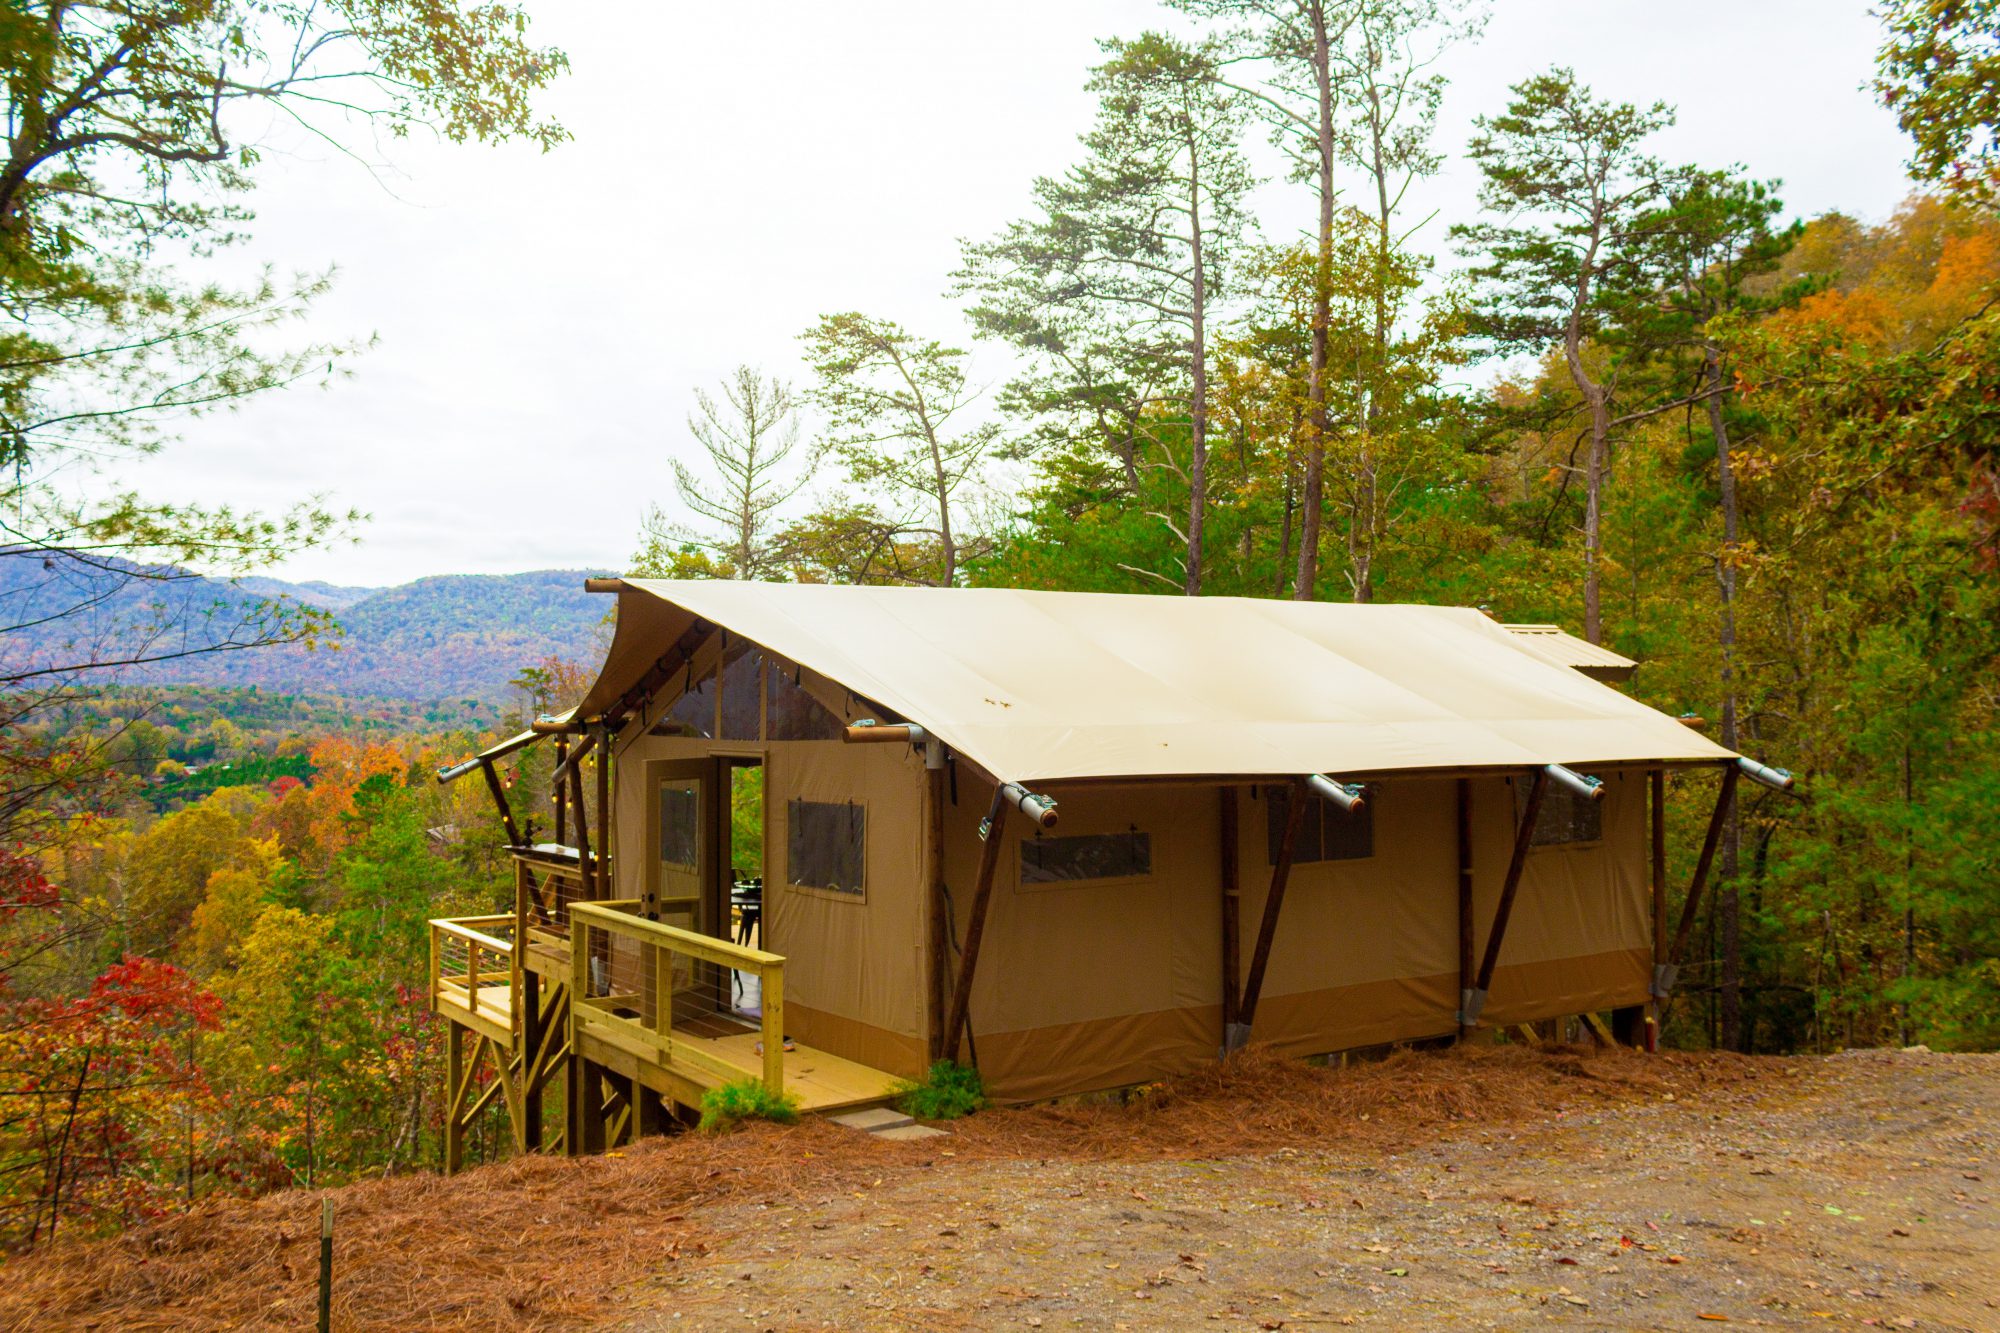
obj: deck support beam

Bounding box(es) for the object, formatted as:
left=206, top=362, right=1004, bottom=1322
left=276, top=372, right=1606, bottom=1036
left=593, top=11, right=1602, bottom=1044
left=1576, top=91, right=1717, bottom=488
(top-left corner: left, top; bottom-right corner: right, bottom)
left=1234, top=778, right=1307, bottom=1045
left=445, top=1021, right=467, bottom=1174
left=1465, top=768, right=1550, bottom=1027
left=943, top=788, right=1009, bottom=1064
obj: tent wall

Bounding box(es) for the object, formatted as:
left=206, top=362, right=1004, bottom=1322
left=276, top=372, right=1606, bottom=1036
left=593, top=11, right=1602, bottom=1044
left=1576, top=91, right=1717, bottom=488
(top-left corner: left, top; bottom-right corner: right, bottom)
left=945, top=769, right=1653, bottom=1103
left=941, top=781, right=1224, bottom=1103
left=611, top=730, right=932, bottom=1083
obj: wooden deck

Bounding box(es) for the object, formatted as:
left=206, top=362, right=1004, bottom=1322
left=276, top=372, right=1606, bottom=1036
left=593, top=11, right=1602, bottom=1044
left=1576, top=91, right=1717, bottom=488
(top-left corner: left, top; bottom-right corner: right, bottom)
left=432, top=977, right=902, bottom=1114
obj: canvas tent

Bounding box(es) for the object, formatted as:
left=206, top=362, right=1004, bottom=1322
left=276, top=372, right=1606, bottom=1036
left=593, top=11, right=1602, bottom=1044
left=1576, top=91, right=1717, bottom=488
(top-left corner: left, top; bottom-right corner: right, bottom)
left=546, top=580, right=1750, bottom=1104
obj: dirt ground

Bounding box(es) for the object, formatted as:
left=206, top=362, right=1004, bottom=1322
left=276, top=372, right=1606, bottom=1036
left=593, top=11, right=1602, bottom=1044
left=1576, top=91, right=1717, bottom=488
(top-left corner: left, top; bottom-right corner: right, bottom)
left=4, top=1046, right=1993, bottom=1332
left=624, top=1050, right=1997, bottom=1332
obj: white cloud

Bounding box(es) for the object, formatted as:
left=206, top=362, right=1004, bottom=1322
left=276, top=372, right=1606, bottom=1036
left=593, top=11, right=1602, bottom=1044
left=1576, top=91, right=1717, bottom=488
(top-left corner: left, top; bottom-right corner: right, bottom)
left=115, top=0, right=1914, bottom=586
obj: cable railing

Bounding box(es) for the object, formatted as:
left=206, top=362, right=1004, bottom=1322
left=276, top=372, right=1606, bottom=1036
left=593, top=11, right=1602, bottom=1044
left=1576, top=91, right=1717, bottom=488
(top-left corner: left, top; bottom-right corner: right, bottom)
left=567, top=901, right=788, bottom=1096
left=429, top=914, right=516, bottom=1036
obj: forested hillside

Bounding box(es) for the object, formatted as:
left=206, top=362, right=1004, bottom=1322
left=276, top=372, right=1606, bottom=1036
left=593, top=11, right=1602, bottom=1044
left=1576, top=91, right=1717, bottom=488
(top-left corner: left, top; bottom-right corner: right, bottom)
left=0, top=557, right=610, bottom=701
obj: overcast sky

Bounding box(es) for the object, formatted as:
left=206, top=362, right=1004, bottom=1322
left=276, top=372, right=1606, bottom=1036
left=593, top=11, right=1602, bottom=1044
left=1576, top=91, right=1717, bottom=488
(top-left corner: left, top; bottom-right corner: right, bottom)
left=121, top=0, right=1917, bottom=588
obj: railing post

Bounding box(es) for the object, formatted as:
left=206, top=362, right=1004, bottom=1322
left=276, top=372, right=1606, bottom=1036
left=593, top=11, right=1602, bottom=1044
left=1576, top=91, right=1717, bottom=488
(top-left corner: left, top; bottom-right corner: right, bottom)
left=466, top=933, right=480, bottom=1007
left=428, top=922, right=440, bottom=1011
left=760, top=960, right=785, bottom=1096
left=652, top=941, right=673, bottom=1042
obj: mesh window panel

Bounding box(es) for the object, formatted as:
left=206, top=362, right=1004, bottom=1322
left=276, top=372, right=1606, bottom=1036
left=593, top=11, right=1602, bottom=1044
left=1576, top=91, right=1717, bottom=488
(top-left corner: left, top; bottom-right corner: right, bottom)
left=1265, top=784, right=1373, bottom=865
left=1020, top=831, right=1152, bottom=883
left=658, top=785, right=698, bottom=868
left=656, top=666, right=716, bottom=738
left=719, top=641, right=763, bottom=741
left=1518, top=779, right=1603, bottom=845
left=787, top=799, right=864, bottom=895
left=766, top=660, right=846, bottom=740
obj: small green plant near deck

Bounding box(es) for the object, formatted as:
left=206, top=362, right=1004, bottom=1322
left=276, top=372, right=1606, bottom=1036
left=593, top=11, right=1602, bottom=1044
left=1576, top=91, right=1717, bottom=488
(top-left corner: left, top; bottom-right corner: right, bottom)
left=698, top=1079, right=801, bottom=1133
left=896, top=1060, right=986, bottom=1120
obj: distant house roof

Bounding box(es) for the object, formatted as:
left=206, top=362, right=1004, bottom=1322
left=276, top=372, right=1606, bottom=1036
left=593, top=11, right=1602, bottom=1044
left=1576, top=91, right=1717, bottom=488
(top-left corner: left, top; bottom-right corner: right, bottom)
left=1500, top=624, right=1638, bottom=683
left=578, top=582, right=1730, bottom=785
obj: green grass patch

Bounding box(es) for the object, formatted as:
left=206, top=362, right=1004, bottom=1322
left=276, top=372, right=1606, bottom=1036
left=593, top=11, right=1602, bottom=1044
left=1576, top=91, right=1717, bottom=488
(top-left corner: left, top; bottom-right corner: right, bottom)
left=697, top=1078, right=801, bottom=1133
left=896, top=1060, right=987, bottom=1121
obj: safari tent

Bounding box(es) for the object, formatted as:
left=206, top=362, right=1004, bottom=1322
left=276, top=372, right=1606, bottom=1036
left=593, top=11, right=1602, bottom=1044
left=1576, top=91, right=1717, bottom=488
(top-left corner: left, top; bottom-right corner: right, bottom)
left=427, top=581, right=1786, bottom=1163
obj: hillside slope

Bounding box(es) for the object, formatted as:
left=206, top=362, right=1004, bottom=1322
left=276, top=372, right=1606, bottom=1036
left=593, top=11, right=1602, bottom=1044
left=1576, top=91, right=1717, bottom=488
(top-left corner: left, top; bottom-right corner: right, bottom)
left=0, top=1048, right=1988, bottom=1332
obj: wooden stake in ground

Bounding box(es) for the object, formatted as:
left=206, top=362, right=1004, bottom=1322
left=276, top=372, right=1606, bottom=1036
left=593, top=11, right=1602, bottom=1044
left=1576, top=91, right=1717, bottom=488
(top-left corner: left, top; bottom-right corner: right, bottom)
left=318, top=1196, right=333, bottom=1333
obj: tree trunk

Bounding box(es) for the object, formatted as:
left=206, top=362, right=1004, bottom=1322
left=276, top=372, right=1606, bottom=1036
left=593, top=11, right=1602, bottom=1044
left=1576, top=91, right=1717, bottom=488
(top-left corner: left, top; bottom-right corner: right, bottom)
left=1185, top=148, right=1208, bottom=598
left=1293, top=1, right=1335, bottom=602
left=1583, top=383, right=1609, bottom=644
left=1352, top=27, right=1394, bottom=606
left=1708, top=347, right=1743, bottom=1049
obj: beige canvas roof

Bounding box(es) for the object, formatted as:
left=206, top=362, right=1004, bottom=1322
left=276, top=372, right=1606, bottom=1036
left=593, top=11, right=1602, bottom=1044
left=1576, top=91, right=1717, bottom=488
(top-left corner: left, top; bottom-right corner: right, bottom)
left=578, top=580, right=1733, bottom=784
left=1500, top=624, right=1638, bottom=682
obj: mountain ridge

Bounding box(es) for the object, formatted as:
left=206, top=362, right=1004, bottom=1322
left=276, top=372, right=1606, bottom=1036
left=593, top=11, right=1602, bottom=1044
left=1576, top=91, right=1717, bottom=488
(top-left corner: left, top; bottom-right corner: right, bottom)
left=1, top=556, right=615, bottom=702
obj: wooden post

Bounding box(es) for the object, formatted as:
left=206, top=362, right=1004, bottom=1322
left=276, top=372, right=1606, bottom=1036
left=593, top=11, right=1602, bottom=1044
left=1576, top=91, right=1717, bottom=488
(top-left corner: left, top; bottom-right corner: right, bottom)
left=593, top=723, right=612, bottom=898
left=520, top=969, right=543, bottom=1151
left=942, top=790, right=1009, bottom=1063
left=444, top=1021, right=465, bottom=1174
left=1474, top=769, right=1548, bottom=997
left=564, top=913, right=590, bottom=1157
left=317, top=1197, right=333, bottom=1333
left=1670, top=765, right=1739, bottom=966
left=1238, top=777, right=1308, bottom=1033
left=760, top=960, right=786, bottom=1095
left=1456, top=777, right=1475, bottom=1039
left=925, top=764, right=950, bottom=1062
left=1219, top=786, right=1242, bottom=1052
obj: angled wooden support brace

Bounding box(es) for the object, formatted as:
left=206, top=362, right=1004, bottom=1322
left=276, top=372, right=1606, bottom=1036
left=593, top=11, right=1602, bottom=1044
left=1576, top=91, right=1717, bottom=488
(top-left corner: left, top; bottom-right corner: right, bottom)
left=479, top=758, right=522, bottom=847
left=1661, top=764, right=1740, bottom=999
left=1464, top=768, right=1550, bottom=1028
left=942, top=787, right=1010, bottom=1064
left=552, top=736, right=569, bottom=847
left=568, top=763, right=594, bottom=897
left=1233, top=778, right=1308, bottom=1048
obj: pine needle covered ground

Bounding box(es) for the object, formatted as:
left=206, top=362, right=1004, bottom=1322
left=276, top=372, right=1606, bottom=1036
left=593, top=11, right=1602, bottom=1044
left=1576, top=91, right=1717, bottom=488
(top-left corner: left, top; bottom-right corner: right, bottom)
left=4, top=1046, right=1992, bottom=1331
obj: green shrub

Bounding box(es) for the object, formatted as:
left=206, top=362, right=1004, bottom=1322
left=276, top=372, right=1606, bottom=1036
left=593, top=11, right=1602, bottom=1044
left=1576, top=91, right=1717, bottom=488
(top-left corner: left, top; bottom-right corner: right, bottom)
left=896, top=1060, right=986, bottom=1120
left=697, top=1078, right=801, bottom=1133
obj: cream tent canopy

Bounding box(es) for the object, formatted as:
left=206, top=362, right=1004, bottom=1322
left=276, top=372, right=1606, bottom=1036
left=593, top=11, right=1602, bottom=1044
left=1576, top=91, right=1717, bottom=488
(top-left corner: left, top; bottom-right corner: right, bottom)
left=575, top=580, right=1734, bottom=785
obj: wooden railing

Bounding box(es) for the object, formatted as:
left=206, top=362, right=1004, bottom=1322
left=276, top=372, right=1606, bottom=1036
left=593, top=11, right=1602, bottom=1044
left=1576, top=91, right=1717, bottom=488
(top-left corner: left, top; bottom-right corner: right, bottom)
left=567, top=900, right=787, bottom=1095
left=429, top=914, right=517, bottom=1035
